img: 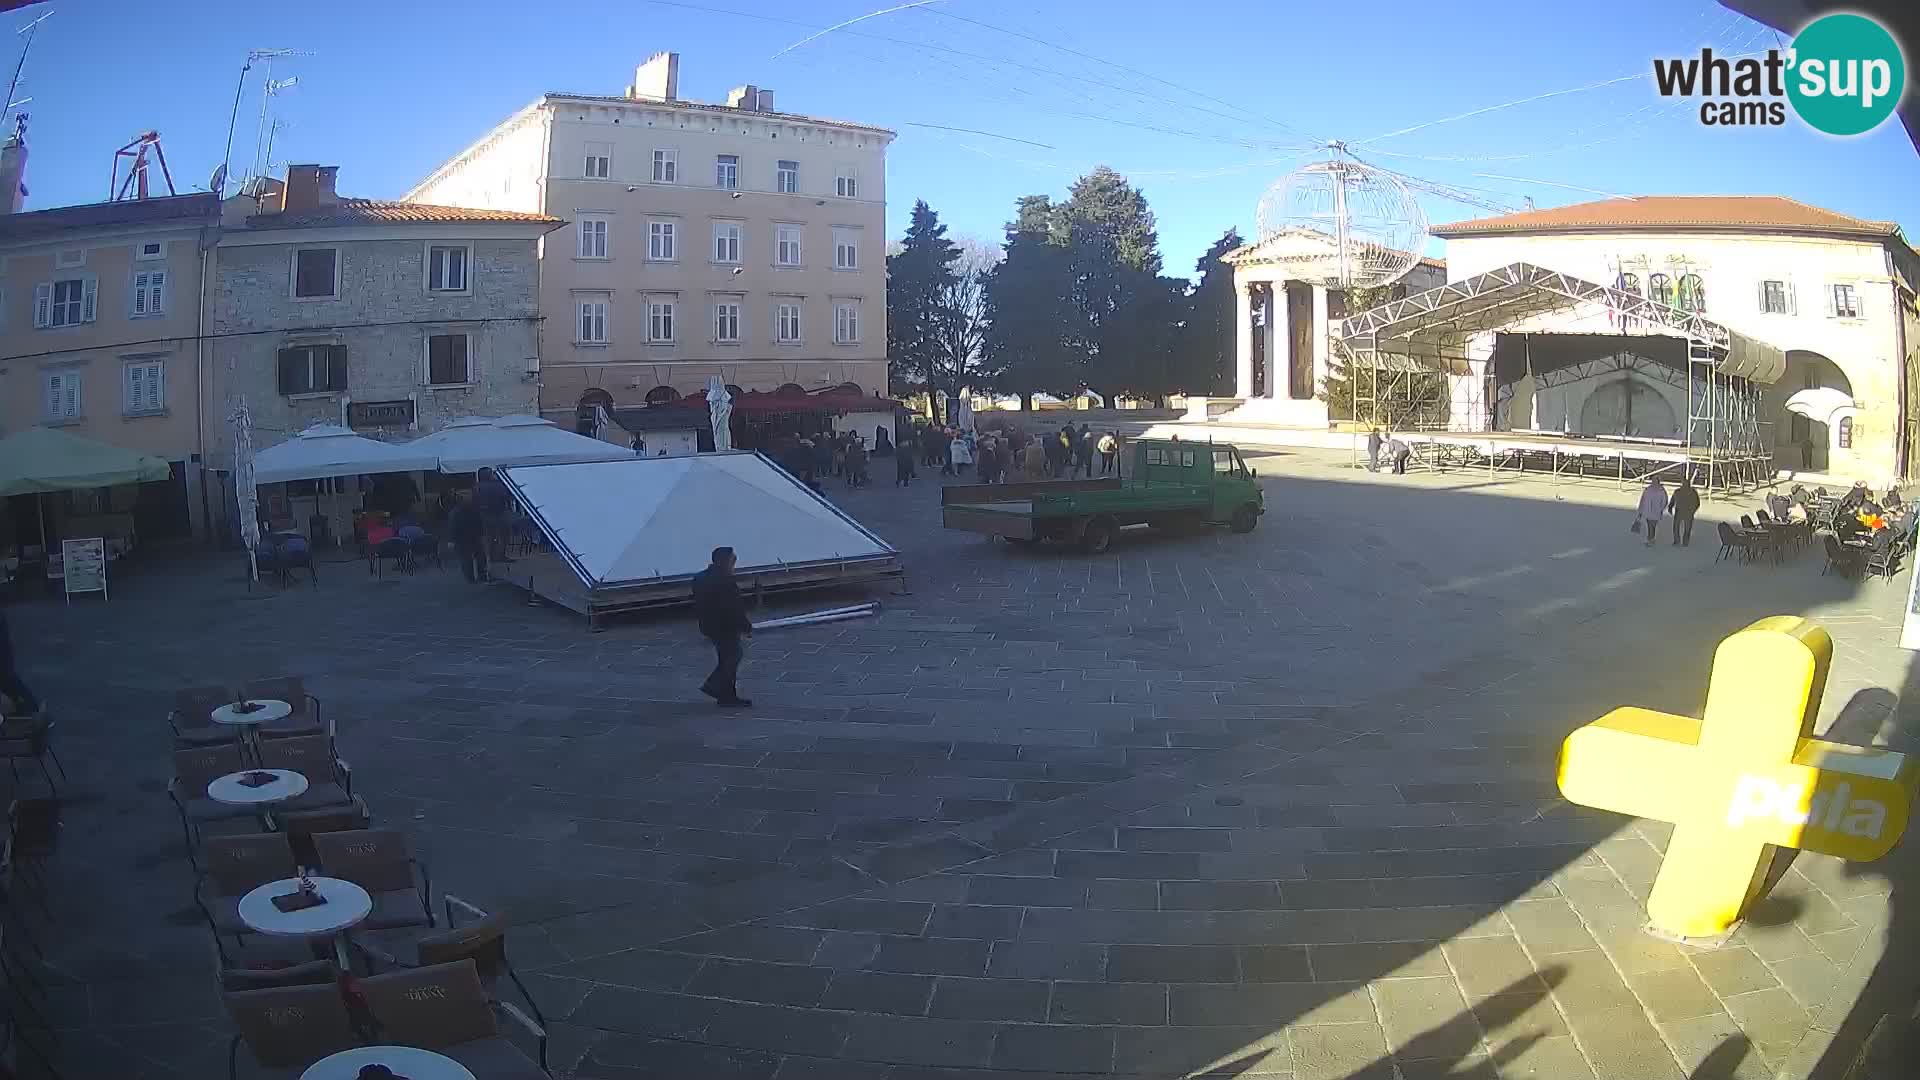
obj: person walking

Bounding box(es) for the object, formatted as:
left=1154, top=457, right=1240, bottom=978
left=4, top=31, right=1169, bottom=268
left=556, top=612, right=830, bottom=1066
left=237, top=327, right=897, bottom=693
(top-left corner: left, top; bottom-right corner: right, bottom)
left=1052, top=428, right=1073, bottom=478
left=1670, top=474, right=1701, bottom=547
left=692, top=546, right=753, bottom=706
left=1389, top=437, right=1411, bottom=475
left=847, top=437, right=870, bottom=488
left=1023, top=436, right=1050, bottom=482
left=1098, top=430, right=1119, bottom=475
left=1367, top=427, right=1383, bottom=472
left=0, top=609, right=41, bottom=719
left=1077, top=424, right=1095, bottom=478
left=895, top=436, right=917, bottom=486
left=950, top=429, right=974, bottom=477
left=473, top=468, right=513, bottom=564
left=1635, top=477, right=1669, bottom=548
left=448, top=492, right=489, bottom=584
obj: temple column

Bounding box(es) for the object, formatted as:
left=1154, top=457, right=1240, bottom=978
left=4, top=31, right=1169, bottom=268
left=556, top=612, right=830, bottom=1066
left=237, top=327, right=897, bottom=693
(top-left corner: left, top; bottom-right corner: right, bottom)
left=1234, top=280, right=1255, bottom=398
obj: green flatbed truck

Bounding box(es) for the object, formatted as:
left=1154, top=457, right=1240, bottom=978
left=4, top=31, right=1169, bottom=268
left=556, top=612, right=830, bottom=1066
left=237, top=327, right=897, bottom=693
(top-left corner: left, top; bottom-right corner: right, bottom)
left=940, top=439, right=1265, bottom=553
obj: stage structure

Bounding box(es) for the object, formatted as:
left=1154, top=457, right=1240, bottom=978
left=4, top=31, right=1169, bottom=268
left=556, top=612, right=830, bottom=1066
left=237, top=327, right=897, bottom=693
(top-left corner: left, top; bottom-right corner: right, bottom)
left=1333, top=263, right=1785, bottom=493
left=498, top=452, right=904, bottom=628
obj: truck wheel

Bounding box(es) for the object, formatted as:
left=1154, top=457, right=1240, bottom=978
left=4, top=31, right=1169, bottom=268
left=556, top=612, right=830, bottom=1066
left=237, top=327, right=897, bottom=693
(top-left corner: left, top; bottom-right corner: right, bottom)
left=1081, top=516, right=1117, bottom=554
left=1230, top=505, right=1259, bottom=534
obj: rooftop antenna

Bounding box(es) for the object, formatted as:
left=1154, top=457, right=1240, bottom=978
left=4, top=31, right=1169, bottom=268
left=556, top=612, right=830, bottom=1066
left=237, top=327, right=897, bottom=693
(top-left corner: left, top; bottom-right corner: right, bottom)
left=251, top=72, right=299, bottom=182
left=219, top=48, right=308, bottom=196
left=110, top=131, right=176, bottom=200
left=3, top=11, right=52, bottom=130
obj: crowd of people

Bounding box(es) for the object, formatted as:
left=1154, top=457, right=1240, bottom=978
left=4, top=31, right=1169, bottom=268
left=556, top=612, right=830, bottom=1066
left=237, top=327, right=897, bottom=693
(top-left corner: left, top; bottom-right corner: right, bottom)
left=766, top=420, right=1127, bottom=493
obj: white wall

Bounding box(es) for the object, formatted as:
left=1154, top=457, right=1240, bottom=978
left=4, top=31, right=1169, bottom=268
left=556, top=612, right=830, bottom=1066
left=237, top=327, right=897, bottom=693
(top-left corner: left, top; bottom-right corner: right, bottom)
left=1443, top=230, right=1906, bottom=481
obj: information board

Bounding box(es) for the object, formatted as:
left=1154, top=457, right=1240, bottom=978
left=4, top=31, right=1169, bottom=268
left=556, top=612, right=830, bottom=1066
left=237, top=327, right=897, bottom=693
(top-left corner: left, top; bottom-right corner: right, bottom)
left=61, top=537, right=106, bottom=602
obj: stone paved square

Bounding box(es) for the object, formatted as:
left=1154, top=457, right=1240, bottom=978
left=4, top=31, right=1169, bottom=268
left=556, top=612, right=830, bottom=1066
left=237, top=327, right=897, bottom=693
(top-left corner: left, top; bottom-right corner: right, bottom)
left=14, top=447, right=1919, bottom=1078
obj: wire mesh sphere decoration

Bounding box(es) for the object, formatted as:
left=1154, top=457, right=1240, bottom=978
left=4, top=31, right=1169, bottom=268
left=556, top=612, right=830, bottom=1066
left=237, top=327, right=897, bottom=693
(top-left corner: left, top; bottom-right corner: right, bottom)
left=1255, top=157, right=1428, bottom=290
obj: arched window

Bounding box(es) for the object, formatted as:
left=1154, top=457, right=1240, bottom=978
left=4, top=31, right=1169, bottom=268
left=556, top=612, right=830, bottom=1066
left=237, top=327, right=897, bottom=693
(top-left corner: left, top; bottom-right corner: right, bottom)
left=576, top=390, right=615, bottom=435
left=775, top=383, right=806, bottom=397
left=578, top=389, right=614, bottom=409
left=1677, top=274, right=1706, bottom=312
left=644, top=385, right=680, bottom=405
left=1648, top=273, right=1673, bottom=308
left=1616, top=272, right=1640, bottom=297
left=725, top=384, right=744, bottom=398
left=835, top=381, right=863, bottom=395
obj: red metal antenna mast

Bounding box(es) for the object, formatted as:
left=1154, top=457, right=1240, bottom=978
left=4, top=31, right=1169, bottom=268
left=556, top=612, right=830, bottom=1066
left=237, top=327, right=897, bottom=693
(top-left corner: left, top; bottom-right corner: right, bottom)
left=109, top=130, right=176, bottom=201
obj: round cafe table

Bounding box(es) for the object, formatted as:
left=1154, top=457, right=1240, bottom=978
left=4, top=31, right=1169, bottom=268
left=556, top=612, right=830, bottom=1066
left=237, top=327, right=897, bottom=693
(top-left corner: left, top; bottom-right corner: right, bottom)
left=207, top=769, right=308, bottom=828
left=238, top=876, right=371, bottom=968
left=301, top=1046, right=477, bottom=1080
left=210, top=699, right=291, bottom=760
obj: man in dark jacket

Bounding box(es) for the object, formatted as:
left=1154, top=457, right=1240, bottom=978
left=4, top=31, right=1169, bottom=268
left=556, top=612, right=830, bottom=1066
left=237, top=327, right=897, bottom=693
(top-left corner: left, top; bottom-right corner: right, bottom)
left=1670, top=474, right=1702, bottom=547
left=448, top=493, right=488, bottom=584
left=0, top=609, right=40, bottom=718
left=691, top=547, right=753, bottom=706
left=473, top=468, right=512, bottom=563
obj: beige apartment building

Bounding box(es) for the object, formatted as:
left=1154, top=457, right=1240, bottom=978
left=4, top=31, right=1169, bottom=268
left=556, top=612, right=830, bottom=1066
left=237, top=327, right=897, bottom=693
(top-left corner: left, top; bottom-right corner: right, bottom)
left=404, top=52, right=893, bottom=424
left=0, top=164, right=219, bottom=542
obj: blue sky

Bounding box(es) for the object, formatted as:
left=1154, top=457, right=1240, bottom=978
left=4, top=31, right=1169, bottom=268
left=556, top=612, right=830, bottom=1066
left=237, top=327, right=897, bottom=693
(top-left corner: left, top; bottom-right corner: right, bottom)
left=12, top=0, right=1919, bottom=278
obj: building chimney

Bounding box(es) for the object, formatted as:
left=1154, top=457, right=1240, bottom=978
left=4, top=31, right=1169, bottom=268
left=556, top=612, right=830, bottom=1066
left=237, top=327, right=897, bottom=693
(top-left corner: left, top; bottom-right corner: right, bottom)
left=0, top=115, right=28, bottom=215
left=725, top=85, right=754, bottom=109
left=630, top=52, right=679, bottom=101
left=281, top=165, right=340, bottom=213
left=755, top=89, right=775, bottom=112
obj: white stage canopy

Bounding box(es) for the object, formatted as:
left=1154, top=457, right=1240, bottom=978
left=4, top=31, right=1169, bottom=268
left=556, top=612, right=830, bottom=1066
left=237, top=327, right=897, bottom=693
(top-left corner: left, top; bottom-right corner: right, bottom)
left=252, top=424, right=437, bottom=484
left=500, top=452, right=895, bottom=588
left=412, top=415, right=633, bottom=474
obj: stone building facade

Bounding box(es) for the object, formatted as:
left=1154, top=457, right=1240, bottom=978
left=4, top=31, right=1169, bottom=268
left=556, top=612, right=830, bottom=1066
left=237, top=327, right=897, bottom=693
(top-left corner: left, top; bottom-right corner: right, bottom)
left=204, top=165, right=563, bottom=472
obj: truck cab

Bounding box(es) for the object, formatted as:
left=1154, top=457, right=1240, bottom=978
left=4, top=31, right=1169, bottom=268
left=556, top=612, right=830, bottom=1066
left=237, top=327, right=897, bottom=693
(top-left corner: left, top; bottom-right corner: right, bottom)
left=1131, top=440, right=1264, bottom=528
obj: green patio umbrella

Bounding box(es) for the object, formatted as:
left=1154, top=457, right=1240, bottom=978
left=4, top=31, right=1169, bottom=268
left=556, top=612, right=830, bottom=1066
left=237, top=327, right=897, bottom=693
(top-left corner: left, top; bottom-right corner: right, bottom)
left=0, top=426, right=171, bottom=496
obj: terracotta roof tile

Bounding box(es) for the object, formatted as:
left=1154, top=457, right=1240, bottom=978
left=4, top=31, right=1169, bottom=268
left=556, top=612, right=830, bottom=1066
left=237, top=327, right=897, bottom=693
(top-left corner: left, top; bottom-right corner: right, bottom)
left=1430, top=196, right=1901, bottom=240
left=250, top=198, right=563, bottom=230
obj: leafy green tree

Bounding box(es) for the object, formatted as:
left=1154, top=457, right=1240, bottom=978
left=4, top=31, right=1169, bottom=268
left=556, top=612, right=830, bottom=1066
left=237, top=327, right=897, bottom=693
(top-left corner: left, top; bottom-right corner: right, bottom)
left=886, top=200, right=960, bottom=420
left=983, top=202, right=1077, bottom=409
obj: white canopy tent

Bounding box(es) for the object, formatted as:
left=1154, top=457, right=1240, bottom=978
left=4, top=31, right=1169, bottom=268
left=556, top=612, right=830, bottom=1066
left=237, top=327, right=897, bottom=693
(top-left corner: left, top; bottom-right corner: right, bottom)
left=497, top=452, right=902, bottom=622
left=412, top=415, right=633, bottom=474
left=252, top=423, right=438, bottom=484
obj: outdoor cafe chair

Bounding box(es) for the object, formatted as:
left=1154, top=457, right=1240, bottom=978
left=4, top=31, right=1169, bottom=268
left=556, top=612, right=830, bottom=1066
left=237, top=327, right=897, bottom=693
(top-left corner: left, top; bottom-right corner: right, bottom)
left=1823, top=534, right=1865, bottom=579
left=368, top=536, right=413, bottom=577
left=409, top=530, right=444, bottom=570
left=238, top=677, right=327, bottom=740
left=1715, top=522, right=1753, bottom=565
left=311, top=829, right=434, bottom=931
left=1866, top=528, right=1900, bottom=581
left=222, top=980, right=359, bottom=1080
left=358, top=959, right=549, bottom=1079
left=357, top=895, right=547, bottom=1048
left=169, top=744, right=257, bottom=871
left=279, top=796, right=371, bottom=868
left=170, top=685, right=243, bottom=748
left=212, top=935, right=335, bottom=994
left=255, top=735, right=355, bottom=813
left=0, top=714, right=65, bottom=796
left=196, top=832, right=300, bottom=964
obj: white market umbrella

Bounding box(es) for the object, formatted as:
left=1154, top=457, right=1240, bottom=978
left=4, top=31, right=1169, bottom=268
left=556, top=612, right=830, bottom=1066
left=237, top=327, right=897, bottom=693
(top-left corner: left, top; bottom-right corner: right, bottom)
left=707, top=376, right=734, bottom=452
left=414, top=414, right=633, bottom=474
left=253, top=423, right=437, bottom=483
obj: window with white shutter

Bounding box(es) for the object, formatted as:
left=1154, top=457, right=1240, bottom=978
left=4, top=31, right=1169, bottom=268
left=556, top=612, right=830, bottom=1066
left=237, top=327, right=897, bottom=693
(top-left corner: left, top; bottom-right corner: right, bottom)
left=832, top=227, right=859, bottom=270
left=37, top=277, right=93, bottom=328
left=713, top=221, right=742, bottom=264
left=776, top=160, right=799, bottom=194
left=715, top=154, right=739, bottom=191
left=835, top=167, right=859, bottom=198
left=1830, top=283, right=1861, bottom=319
left=583, top=142, right=612, bottom=179
left=1759, top=280, right=1794, bottom=315
left=124, top=360, right=166, bottom=414
left=834, top=300, right=860, bottom=344
left=131, top=270, right=167, bottom=317
left=577, top=218, right=609, bottom=259
left=647, top=299, right=676, bottom=342
left=43, top=371, right=82, bottom=421
left=648, top=220, right=677, bottom=261
left=577, top=295, right=610, bottom=343
left=775, top=302, right=802, bottom=343
left=651, top=149, right=677, bottom=183
left=775, top=225, right=802, bottom=267
left=713, top=301, right=741, bottom=343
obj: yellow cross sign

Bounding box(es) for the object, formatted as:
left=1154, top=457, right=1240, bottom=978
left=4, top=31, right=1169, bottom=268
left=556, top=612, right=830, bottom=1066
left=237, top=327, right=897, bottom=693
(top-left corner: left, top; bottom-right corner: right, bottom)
left=1557, top=616, right=1919, bottom=940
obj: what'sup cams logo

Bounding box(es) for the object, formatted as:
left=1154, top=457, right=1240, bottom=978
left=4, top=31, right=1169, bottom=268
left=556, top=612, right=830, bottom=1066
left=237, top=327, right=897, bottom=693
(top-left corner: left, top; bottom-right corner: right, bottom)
left=1653, top=13, right=1906, bottom=136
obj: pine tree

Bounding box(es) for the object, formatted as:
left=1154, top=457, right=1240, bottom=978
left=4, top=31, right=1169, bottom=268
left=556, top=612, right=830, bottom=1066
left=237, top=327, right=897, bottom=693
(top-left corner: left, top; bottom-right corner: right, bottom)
left=1051, top=166, right=1161, bottom=274
left=983, top=202, right=1076, bottom=409
left=885, top=201, right=960, bottom=420
left=1175, top=229, right=1243, bottom=396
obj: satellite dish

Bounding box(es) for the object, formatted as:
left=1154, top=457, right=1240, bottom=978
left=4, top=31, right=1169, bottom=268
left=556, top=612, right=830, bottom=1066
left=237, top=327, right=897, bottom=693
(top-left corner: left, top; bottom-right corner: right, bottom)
left=1255, top=148, right=1428, bottom=290
left=208, top=164, right=228, bottom=194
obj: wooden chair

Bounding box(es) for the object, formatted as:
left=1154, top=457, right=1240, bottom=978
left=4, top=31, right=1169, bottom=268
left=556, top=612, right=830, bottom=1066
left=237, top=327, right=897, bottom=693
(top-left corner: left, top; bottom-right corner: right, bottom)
left=0, top=715, right=64, bottom=795
left=170, top=685, right=243, bottom=747
left=312, top=829, right=434, bottom=931
left=358, top=959, right=548, bottom=1078
left=195, top=832, right=298, bottom=964
left=168, top=744, right=256, bottom=870
left=238, top=677, right=326, bottom=740
left=223, top=981, right=358, bottom=1080
left=255, top=735, right=355, bottom=813
left=358, top=895, right=546, bottom=1039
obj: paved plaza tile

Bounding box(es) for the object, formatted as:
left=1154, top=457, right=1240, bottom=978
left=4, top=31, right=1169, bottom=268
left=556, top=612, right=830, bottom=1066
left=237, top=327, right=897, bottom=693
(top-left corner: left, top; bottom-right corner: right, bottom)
left=10, top=448, right=1920, bottom=1078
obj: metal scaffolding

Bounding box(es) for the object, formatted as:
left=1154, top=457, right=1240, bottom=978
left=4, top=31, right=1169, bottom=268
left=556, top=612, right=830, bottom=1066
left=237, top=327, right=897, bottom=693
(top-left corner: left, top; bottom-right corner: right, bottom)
left=1332, top=262, right=1781, bottom=492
